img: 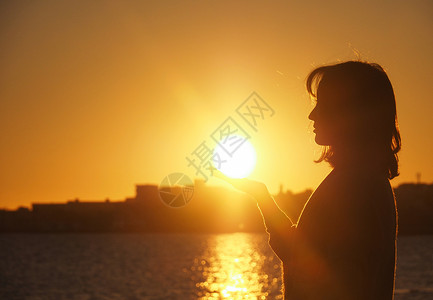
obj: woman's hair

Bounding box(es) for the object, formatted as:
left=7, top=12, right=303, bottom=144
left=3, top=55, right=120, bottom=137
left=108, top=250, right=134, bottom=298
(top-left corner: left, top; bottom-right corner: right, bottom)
left=306, top=60, right=401, bottom=179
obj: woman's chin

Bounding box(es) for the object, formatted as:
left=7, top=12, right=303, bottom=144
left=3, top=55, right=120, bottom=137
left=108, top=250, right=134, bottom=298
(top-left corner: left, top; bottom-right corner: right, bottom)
left=314, top=134, right=331, bottom=146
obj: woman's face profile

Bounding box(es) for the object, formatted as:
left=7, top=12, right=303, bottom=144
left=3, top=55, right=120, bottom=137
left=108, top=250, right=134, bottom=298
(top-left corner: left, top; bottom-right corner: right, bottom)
left=308, top=81, right=356, bottom=147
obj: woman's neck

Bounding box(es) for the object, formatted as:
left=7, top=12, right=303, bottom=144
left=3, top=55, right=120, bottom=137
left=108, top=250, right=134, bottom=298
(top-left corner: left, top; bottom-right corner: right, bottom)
left=332, top=143, right=388, bottom=178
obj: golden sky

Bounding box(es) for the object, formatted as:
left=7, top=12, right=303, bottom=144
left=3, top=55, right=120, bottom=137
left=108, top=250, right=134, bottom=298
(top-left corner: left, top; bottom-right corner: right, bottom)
left=1, top=0, right=432, bottom=209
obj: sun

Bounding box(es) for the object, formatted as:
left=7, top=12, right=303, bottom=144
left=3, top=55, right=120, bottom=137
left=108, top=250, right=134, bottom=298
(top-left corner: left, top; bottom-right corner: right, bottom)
left=212, top=135, right=257, bottom=178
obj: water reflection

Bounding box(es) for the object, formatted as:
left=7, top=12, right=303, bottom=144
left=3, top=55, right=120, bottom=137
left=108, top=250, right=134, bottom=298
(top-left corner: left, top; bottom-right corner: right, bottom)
left=195, top=233, right=283, bottom=299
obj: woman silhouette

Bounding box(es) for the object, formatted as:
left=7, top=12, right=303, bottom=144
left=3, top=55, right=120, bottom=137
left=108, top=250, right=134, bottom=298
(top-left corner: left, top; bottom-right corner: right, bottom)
left=216, top=61, right=401, bottom=299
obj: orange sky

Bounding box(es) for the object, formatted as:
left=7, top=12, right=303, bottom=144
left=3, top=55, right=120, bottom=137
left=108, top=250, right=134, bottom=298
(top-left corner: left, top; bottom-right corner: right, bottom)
left=1, top=0, right=432, bottom=209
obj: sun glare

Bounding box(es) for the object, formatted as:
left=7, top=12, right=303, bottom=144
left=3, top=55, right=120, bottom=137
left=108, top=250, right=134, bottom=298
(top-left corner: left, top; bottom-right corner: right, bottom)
left=212, top=135, right=257, bottom=179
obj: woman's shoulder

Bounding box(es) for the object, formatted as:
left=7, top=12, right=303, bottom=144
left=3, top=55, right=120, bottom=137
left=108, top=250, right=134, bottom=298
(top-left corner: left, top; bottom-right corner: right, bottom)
left=330, top=167, right=391, bottom=191
left=305, top=167, right=394, bottom=216
left=326, top=167, right=394, bottom=208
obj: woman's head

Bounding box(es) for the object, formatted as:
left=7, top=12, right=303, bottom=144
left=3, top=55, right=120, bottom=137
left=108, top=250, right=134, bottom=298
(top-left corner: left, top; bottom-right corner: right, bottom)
left=306, top=60, right=401, bottom=179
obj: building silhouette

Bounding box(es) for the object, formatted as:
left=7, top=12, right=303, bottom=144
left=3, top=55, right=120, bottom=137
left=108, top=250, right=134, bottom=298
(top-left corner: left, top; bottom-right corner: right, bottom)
left=0, top=180, right=432, bottom=234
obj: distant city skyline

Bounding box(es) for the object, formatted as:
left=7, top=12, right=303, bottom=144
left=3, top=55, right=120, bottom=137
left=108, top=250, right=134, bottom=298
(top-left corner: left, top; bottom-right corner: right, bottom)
left=1, top=180, right=432, bottom=236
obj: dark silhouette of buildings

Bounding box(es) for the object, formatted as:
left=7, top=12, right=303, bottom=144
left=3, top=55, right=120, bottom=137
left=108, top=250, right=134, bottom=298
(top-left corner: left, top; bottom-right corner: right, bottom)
left=393, top=182, right=433, bottom=234
left=0, top=180, right=432, bottom=234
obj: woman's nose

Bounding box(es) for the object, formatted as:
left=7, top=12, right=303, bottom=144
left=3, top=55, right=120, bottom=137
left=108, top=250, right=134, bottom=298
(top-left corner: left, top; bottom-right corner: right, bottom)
left=308, top=106, right=317, bottom=121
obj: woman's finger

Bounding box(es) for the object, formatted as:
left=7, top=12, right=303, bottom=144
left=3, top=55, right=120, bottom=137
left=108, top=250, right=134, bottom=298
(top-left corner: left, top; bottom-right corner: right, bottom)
left=213, top=169, right=247, bottom=190
left=212, top=169, right=264, bottom=196
left=212, top=169, right=230, bottom=182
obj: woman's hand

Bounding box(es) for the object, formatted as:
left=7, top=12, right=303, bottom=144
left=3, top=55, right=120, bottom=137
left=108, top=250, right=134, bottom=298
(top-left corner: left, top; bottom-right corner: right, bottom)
left=213, top=169, right=270, bottom=200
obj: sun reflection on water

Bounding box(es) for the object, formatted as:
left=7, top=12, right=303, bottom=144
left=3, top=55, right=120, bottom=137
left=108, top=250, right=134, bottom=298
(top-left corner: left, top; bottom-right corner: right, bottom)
left=194, top=233, right=283, bottom=299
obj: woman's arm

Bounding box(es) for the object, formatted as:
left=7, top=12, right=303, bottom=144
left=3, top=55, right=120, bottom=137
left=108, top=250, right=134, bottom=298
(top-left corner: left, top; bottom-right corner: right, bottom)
left=255, top=193, right=295, bottom=232
left=255, top=193, right=297, bottom=261
left=213, top=170, right=296, bottom=260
